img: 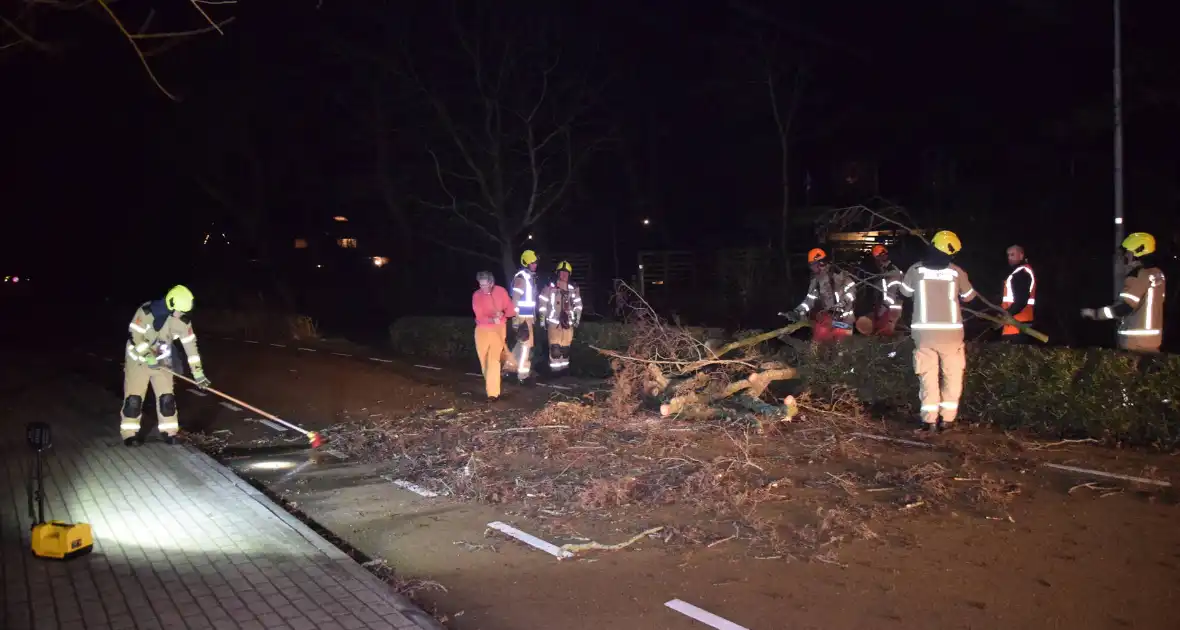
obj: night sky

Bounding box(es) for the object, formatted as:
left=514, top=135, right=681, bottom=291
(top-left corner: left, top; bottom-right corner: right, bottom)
left=4, top=1, right=1177, bottom=332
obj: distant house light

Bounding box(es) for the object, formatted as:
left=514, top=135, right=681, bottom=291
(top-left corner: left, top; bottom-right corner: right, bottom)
left=371, top=256, right=389, bottom=267
left=294, top=238, right=308, bottom=249
left=333, top=216, right=349, bottom=222
left=337, top=238, right=357, bottom=249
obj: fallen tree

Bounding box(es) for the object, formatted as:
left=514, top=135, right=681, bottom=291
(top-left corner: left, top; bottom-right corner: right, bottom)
left=592, top=281, right=808, bottom=426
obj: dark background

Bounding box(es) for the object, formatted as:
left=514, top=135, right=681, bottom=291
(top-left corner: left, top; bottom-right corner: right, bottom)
left=3, top=0, right=1177, bottom=349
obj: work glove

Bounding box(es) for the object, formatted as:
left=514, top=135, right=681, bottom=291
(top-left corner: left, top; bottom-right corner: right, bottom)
left=517, top=323, right=530, bottom=342
left=192, top=368, right=211, bottom=390
left=1080, top=308, right=1097, bottom=321
left=778, top=310, right=800, bottom=323
left=142, top=353, right=158, bottom=367
left=559, top=311, right=571, bottom=330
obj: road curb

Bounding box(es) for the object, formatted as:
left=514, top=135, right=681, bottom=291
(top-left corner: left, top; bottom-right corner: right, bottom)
left=180, top=444, right=448, bottom=630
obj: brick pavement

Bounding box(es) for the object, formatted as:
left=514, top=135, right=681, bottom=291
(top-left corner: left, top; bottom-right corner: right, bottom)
left=1, top=412, right=442, bottom=630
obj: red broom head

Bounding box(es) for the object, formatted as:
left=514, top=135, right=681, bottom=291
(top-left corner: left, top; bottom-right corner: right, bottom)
left=308, top=431, right=324, bottom=448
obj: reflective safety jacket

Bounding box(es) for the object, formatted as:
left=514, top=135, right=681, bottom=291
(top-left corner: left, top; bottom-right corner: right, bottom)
left=898, top=262, right=977, bottom=344
left=796, top=269, right=856, bottom=323
left=1001, top=263, right=1036, bottom=335
left=1098, top=265, right=1166, bottom=345
left=538, top=280, right=583, bottom=327
left=878, top=263, right=905, bottom=314
left=511, top=268, right=538, bottom=319
left=126, top=301, right=203, bottom=371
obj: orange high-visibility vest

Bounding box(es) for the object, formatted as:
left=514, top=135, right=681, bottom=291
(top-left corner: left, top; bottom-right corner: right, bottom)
left=1001, top=264, right=1036, bottom=335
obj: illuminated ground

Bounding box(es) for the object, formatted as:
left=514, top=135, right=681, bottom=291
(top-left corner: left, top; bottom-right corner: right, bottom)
left=22, top=331, right=1180, bottom=630
left=0, top=353, right=441, bottom=630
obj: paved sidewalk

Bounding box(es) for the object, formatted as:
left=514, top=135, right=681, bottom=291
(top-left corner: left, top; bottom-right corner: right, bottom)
left=1, top=419, right=442, bottom=630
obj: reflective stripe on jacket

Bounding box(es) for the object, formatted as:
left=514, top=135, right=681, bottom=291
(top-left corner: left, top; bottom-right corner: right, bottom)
left=899, top=263, right=976, bottom=344
left=125, top=302, right=203, bottom=368
left=538, top=281, right=583, bottom=325
left=1001, top=264, right=1036, bottom=335
left=796, top=270, right=856, bottom=322
left=511, top=269, right=537, bottom=319
left=1106, top=266, right=1166, bottom=340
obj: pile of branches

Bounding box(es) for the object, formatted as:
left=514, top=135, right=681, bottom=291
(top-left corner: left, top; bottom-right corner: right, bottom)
left=594, top=281, right=807, bottom=426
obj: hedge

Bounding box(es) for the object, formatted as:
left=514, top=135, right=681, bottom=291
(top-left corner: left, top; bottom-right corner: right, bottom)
left=803, top=337, right=1180, bottom=449
left=389, top=317, right=1180, bottom=447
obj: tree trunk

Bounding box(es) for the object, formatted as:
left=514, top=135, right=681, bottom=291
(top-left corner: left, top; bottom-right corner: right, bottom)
left=500, top=242, right=517, bottom=287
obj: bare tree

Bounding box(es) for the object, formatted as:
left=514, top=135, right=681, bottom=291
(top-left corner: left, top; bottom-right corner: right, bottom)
left=408, top=11, right=601, bottom=281
left=764, top=42, right=808, bottom=284
left=1, top=0, right=236, bottom=100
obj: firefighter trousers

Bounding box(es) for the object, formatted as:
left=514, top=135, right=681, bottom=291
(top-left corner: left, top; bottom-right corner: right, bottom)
left=547, top=324, right=573, bottom=372
left=913, top=343, right=965, bottom=424
left=121, top=362, right=178, bottom=439
left=475, top=326, right=507, bottom=398
left=501, top=319, right=535, bottom=379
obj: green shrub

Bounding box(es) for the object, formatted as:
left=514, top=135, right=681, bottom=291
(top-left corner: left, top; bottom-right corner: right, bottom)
left=802, top=337, right=1180, bottom=448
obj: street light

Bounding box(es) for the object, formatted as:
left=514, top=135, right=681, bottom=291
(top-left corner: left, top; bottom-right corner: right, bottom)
left=642, top=218, right=651, bottom=226
left=1113, top=0, right=1125, bottom=295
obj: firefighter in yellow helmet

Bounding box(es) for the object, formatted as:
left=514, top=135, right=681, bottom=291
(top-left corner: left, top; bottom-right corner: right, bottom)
left=1081, top=232, right=1167, bottom=353
left=784, top=247, right=856, bottom=342
left=538, top=261, right=583, bottom=373
left=121, top=285, right=210, bottom=445
left=504, top=249, right=540, bottom=382
left=897, top=231, right=978, bottom=433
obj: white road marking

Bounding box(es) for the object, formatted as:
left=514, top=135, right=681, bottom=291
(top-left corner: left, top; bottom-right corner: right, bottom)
left=219, top=401, right=243, bottom=412
left=538, top=383, right=573, bottom=391
left=1042, top=463, right=1172, bottom=487
left=257, top=419, right=289, bottom=432
left=486, top=521, right=573, bottom=559
left=86, top=352, right=97, bottom=358
left=331, top=352, right=353, bottom=357
left=270, top=343, right=287, bottom=348
left=369, top=357, right=393, bottom=363
left=222, top=337, right=236, bottom=341
left=243, top=340, right=259, bottom=344
left=465, top=372, right=483, bottom=377
left=413, top=364, right=443, bottom=371
left=850, top=432, right=934, bottom=449
left=381, top=476, right=443, bottom=498
left=187, top=389, right=208, bottom=397
left=665, top=600, right=750, bottom=630
left=297, top=347, right=316, bottom=352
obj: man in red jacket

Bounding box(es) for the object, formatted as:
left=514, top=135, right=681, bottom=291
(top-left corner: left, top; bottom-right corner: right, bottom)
left=472, top=271, right=516, bottom=401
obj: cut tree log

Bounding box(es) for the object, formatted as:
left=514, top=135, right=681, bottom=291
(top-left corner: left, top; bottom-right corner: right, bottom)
left=660, top=367, right=798, bottom=417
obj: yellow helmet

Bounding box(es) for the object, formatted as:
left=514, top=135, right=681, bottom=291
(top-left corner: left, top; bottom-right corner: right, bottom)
left=556, top=260, right=573, bottom=274
left=520, top=250, right=538, bottom=266
left=931, top=230, right=962, bottom=255
left=1121, top=232, right=1156, bottom=257
left=165, top=285, right=195, bottom=312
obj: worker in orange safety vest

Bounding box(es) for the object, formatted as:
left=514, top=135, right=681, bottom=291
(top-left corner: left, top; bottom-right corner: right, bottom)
left=1000, top=245, right=1037, bottom=343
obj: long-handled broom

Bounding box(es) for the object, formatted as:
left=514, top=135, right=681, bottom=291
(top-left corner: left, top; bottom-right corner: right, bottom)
left=168, top=370, right=324, bottom=448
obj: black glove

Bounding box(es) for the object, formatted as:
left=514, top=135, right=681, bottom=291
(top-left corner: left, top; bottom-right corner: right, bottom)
left=517, top=323, right=530, bottom=342
left=559, top=312, right=571, bottom=330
